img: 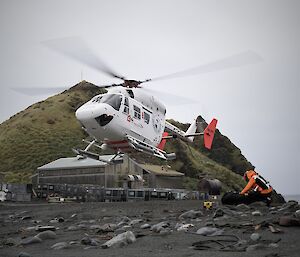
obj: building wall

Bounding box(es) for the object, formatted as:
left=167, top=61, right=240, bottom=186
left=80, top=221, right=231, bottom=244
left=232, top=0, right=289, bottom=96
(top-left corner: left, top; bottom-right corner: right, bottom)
left=36, top=155, right=144, bottom=188
left=155, top=176, right=184, bottom=189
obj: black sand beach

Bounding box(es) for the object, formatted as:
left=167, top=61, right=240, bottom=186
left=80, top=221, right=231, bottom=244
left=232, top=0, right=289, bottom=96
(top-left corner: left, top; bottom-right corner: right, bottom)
left=1, top=200, right=299, bottom=257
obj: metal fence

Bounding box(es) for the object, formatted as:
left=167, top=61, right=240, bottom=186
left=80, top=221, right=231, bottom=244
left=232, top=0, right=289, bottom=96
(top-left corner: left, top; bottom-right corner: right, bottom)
left=0, top=183, right=32, bottom=202
left=33, top=183, right=199, bottom=202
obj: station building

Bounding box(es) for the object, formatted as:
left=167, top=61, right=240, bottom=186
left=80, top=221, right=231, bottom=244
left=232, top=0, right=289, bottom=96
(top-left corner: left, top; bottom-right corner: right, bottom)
left=33, top=154, right=185, bottom=190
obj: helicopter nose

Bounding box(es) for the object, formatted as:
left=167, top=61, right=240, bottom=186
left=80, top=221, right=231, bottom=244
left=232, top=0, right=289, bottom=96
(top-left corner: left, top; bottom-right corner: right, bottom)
left=76, top=104, right=114, bottom=127
left=75, top=105, right=92, bottom=121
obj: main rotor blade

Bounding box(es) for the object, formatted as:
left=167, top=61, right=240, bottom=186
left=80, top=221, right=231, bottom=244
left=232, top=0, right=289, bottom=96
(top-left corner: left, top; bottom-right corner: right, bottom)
left=148, top=50, right=263, bottom=82
left=140, top=87, right=198, bottom=105
left=11, top=87, right=68, bottom=96
left=42, top=37, right=125, bottom=80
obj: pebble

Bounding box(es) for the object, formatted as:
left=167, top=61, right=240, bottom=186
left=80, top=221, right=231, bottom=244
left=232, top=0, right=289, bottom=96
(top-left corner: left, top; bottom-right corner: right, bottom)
left=177, top=224, right=194, bottom=232
left=246, top=244, right=265, bottom=252
left=18, top=252, right=31, bottom=257
left=81, top=236, right=92, bottom=245
left=269, top=243, right=279, bottom=248
left=140, top=223, right=151, bottom=229
left=36, top=230, right=56, bottom=240
left=129, top=219, right=143, bottom=226
left=250, top=233, right=261, bottom=242
left=97, top=223, right=117, bottom=233
left=236, top=204, right=251, bottom=211
left=21, top=216, right=32, bottom=220
left=67, top=225, right=79, bottom=231
left=23, top=226, right=36, bottom=232
left=51, top=242, right=68, bottom=250
left=121, top=225, right=132, bottom=231
left=90, top=224, right=101, bottom=230
left=213, top=208, right=225, bottom=218
left=159, top=228, right=172, bottom=236
left=252, top=210, right=263, bottom=216
left=295, top=210, right=300, bottom=218
left=36, top=225, right=56, bottom=232
left=81, top=236, right=100, bottom=246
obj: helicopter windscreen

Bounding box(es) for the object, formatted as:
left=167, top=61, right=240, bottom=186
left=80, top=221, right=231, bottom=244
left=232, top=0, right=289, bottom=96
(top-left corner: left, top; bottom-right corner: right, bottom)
left=94, top=94, right=122, bottom=111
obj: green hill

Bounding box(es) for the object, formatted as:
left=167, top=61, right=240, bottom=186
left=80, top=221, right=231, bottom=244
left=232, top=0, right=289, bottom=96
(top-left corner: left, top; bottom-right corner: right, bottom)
left=0, top=81, right=252, bottom=191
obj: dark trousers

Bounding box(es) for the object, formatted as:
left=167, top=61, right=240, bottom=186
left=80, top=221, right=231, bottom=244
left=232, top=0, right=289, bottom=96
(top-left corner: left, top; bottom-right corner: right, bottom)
left=221, top=191, right=271, bottom=205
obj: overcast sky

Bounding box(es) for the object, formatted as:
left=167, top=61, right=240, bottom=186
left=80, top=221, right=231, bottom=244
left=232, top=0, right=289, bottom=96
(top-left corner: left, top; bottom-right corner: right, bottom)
left=1, top=0, right=299, bottom=195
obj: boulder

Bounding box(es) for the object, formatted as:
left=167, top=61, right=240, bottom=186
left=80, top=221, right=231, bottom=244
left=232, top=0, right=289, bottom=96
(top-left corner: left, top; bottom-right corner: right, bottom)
left=179, top=210, right=203, bottom=220
left=101, top=231, right=136, bottom=248
left=20, top=236, right=42, bottom=245
left=196, top=227, right=223, bottom=236
left=36, top=230, right=56, bottom=240
left=150, top=222, right=170, bottom=233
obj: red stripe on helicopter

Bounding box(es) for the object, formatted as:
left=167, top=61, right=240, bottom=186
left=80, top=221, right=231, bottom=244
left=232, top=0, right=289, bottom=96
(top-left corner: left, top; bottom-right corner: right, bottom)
left=106, top=140, right=128, bottom=145
left=157, top=132, right=168, bottom=150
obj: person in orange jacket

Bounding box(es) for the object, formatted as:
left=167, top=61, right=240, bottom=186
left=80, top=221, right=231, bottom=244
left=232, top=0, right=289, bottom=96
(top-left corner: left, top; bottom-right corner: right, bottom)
left=240, top=170, right=273, bottom=205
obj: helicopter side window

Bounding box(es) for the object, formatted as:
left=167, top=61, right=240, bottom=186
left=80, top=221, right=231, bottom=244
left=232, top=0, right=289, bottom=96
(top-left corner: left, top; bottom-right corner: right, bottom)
left=100, top=94, right=122, bottom=111
left=123, top=97, right=129, bottom=114
left=133, top=105, right=141, bottom=119
left=144, top=112, right=150, bottom=124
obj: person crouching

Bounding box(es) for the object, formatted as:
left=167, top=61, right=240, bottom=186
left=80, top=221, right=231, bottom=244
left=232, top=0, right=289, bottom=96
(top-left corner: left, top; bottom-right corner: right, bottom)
left=240, top=170, right=273, bottom=206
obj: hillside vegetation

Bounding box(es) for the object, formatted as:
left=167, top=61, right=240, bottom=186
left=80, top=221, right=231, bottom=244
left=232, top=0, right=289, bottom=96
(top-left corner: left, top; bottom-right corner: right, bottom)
left=0, top=81, right=252, bottom=191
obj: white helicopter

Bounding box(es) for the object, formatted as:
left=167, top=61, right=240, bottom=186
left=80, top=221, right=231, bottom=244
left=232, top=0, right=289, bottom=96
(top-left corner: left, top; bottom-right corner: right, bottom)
left=75, top=84, right=217, bottom=161
left=40, top=37, right=261, bottom=162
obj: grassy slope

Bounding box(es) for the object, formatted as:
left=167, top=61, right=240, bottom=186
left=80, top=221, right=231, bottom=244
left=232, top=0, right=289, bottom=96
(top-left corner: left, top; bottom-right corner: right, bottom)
left=0, top=81, right=248, bottom=191
left=0, top=81, right=104, bottom=182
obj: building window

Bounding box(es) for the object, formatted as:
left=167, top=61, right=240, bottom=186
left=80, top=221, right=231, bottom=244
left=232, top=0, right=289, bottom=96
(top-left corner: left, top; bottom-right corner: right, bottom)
left=128, top=190, right=135, bottom=197
left=133, top=105, right=141, bottom=119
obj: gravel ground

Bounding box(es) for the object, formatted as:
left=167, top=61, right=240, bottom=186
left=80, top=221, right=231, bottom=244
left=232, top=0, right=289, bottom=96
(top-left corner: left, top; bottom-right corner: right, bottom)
left=0, top=200, right=299, bottom=257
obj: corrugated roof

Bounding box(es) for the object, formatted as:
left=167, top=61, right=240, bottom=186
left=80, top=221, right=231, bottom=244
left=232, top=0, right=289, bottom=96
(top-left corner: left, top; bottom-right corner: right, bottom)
left=37, top=155, right=121, bottom=170
left=141, top=164, right=184, bottom=177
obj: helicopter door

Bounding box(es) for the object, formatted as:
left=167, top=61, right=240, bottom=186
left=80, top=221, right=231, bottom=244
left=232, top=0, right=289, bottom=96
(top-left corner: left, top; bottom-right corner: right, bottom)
left=130, top=102, right=143, bottom=138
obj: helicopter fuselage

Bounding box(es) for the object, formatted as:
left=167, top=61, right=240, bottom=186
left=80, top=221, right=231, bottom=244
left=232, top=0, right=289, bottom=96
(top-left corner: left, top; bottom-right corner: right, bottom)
left=75, top=86, right=166, bottom=152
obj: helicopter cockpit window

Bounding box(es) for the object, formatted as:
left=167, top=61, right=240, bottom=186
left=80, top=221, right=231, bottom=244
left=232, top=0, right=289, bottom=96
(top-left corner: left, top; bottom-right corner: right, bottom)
left=133, top=105, right=141, bottom=119
left=92, top=96, right=102, bottom=103
left=99, top=94, right=122, bottom=111
left=123, top=97, right=129, bottom=114
left=144, top=112, right=150, bottom=124
left=127, top=89, right=134, bottom=98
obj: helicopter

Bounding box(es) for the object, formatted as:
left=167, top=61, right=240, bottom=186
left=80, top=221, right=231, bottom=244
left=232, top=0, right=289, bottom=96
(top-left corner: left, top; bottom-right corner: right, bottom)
left=74, top=84, right=217, bottom=161
left=40, top=37, right=261, bottom=162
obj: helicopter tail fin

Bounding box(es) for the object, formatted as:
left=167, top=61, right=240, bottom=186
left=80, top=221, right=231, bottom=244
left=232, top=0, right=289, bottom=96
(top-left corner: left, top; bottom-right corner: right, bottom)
left=185, top=119, right=197, bottom=142
left=204, top=118, right=218, bottom=150
left=157, top=132, right=169, bottom=150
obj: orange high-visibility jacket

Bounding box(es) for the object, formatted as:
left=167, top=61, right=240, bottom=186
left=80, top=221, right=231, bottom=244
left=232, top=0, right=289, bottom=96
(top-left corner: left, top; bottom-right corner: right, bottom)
left=241, top=170, right=273, bottom=195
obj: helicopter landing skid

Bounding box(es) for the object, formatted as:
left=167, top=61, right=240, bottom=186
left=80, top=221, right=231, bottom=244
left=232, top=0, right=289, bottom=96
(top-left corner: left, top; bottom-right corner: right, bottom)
left=72, top=148, right=124, bottom=164
left=126, top=135, right=176, bottom=161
